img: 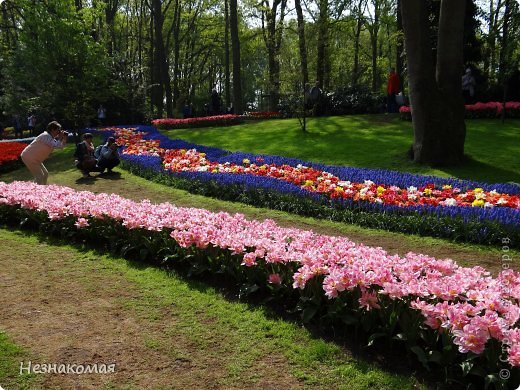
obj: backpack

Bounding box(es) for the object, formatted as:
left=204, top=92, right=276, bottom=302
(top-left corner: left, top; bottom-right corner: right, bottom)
left=94, top=145, right=103, bottom=159
left=73, top=143, right=82, bottom=159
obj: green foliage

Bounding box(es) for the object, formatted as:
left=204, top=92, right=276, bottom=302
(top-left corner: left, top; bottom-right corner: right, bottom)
left=0, top=0, right=110, bottom=127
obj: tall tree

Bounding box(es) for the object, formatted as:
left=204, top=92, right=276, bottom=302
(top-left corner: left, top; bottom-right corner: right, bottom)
left=401, top=0, right=466, bottom=165
left=230, top=0, right=243, bottom=113
left=294, top=0, right=309, bottom=86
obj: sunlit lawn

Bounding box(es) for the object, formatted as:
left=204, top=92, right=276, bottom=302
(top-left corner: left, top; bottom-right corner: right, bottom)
left=162, top=114, right=520, bottom=184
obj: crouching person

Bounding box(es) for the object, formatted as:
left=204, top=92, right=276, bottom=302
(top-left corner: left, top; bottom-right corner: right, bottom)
left=96, top=136, right=120, bottom=173
left=74, top=133, right=99, bottom=178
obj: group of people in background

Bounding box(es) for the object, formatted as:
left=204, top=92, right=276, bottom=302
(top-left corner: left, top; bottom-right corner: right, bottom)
left=19, top=120, right=120, bottom=184
left=73, top=134, right=120, bottom=178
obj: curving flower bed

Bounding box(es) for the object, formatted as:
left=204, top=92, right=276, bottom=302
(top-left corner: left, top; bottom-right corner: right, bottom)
left=0, top=180, right=518, bottom=386
left=399, top=101, right=520, bottom=121
left=89, top=125, right=520, bottom=247
left=0, top=141, right=27, bottom=173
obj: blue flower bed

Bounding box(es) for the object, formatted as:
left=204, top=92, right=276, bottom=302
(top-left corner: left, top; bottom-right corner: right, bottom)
left=92, top=125, right=520, bottom=246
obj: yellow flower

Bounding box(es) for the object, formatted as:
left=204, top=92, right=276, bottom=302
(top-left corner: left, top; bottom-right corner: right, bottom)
left=442, top=185, right=452, bottom=190
left=243, top=158, right=250, bottom=164
left=377, top=186, right=385, bottom=193
left=335, top=186, right=344, bottom=192
left=423, top=188, right=432, bottom=195
left=472, top=199, right=485, bottom=207
left=474, top=187, right=483, bottom=193
left=304, top=180, right=314, bottom=187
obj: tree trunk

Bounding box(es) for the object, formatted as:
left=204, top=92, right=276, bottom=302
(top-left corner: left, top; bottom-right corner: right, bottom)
left=230, top=0, right=243, bottom=113
left=401, top=0, right=466, bottom=165
left=295, top=0, right=308, bottom=86
left=316, top=0, right=329, bottom=88
left=396, top=0, right=404, bottom=92
left=351, top=7, right=363, bottom=86
left=224, top=0, right=231, bottom=109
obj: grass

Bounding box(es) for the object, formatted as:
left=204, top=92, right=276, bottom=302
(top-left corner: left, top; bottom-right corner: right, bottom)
left=0, top=228, right=424, bottom=389
left=162, top=114, right=520, bottom=184
left=0, top=331, right=38, bottom=389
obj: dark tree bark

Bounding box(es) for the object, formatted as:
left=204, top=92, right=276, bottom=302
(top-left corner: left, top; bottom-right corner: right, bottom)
left=262, top=0, right=286, bottom=111
left=230, top=0, right=243, bottom=113
left=351, top=0, right=365, bottom=86
left=316, top=0, right=330, bottom=89
left=150, top=0, right=173, bottom=117
left=224, top=0, right=231, bottom=108
left=295, top=0, right=308, bottom=86
left=401, top=0, right=466, bottom=165
left=396, top=0, right=404, bottom=92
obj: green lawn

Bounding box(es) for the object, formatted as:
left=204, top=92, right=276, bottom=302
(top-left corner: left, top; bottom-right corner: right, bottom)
left=162, top=115, right=520, bottom=184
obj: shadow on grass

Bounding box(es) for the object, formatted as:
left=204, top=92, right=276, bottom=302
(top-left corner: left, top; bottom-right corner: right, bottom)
left=21, top=229, right=431, bottom=387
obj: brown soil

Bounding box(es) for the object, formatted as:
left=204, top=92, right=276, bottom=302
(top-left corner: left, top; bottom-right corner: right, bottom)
left=0, top=236, right=302, bottom=389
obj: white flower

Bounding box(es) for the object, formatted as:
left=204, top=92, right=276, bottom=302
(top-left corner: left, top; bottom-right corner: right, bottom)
left=443, top=198, right=457, bottom=207
left=407, top=186, right=418, bottom=193
left=364, top=180, right=374, bottom=186
left=338, top=181, right=352, bottom=188
left=484, top=202, right=494, bottom=208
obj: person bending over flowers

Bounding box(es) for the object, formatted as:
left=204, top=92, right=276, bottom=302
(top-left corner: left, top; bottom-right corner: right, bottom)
left=21, top=121, right=67, bottom=185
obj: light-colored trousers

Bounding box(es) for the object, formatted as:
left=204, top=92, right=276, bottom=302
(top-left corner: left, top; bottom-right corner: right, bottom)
left=21, top=155, right=49, bottom=185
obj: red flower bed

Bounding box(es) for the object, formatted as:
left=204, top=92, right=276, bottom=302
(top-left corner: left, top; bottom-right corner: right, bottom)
left=152, top=115, right=243, bottom=130
left=400, top=101, right=520, bottom=120
left=0, top=142, right=27, bottom=172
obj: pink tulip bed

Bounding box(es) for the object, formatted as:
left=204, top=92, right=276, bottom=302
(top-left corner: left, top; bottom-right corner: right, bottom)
left=91, top=126, right=520, bottom=247
left=0, top=180, right=518, bottom=386
left=399, top=102, right=520, bottom=121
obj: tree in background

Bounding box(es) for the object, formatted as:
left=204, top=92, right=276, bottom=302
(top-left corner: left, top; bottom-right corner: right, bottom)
left=401, top=0, right=466, bottom=165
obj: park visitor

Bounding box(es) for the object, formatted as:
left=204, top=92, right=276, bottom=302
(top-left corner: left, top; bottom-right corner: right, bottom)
left=96, top=136, right=120, bottom=173
left=73, top=133, right=98, bottom=178
left=462, top=68, right=476, bottom=104
left=21, top=121, right=67, bottom=185
left=386, top=68, right=399, bottom=113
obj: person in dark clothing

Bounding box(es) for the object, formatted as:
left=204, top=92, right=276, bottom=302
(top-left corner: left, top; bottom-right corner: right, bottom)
left=96, top=136, right=120, bottom=173
left=210, top=89, right=221, bottom=115
left=73, top=133, right=98, bottom=178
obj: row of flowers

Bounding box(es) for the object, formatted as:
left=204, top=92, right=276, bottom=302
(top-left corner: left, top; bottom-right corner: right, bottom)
left=0, top=181, right=518, bottom=386
left=0, top=141, right=27, bottom=173
left=90, top=125, right=520, bottom=246
left=399, top=102, right=520, bottom=121
left=152, top=114, right=243, bottom=130
left=151, top=111, right=282, bottom=130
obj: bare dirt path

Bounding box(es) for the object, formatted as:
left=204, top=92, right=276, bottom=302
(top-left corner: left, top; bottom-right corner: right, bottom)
left=0, top=230, right=303, bottom=389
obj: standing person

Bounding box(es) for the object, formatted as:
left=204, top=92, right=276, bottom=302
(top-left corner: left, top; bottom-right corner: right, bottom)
left=386, top=68, right=399, bottom=113
left=210, top=89, right=221, bottom=115
left=21, top=121, right=67, bottom=185
left=310, top=81, right=322, bottom=116
left=96, top=137, right=120, bottom=174
left=13, top=115, right=22, bottom=138
left=462, top=68, right=476, bottom=104
left=97, top=104, right=107, bottom=126
left=73, top=133, right=98, bottom=178
left=27, top=113, right=36, bottom=136
left=304, top=83, right=312, bottom=113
